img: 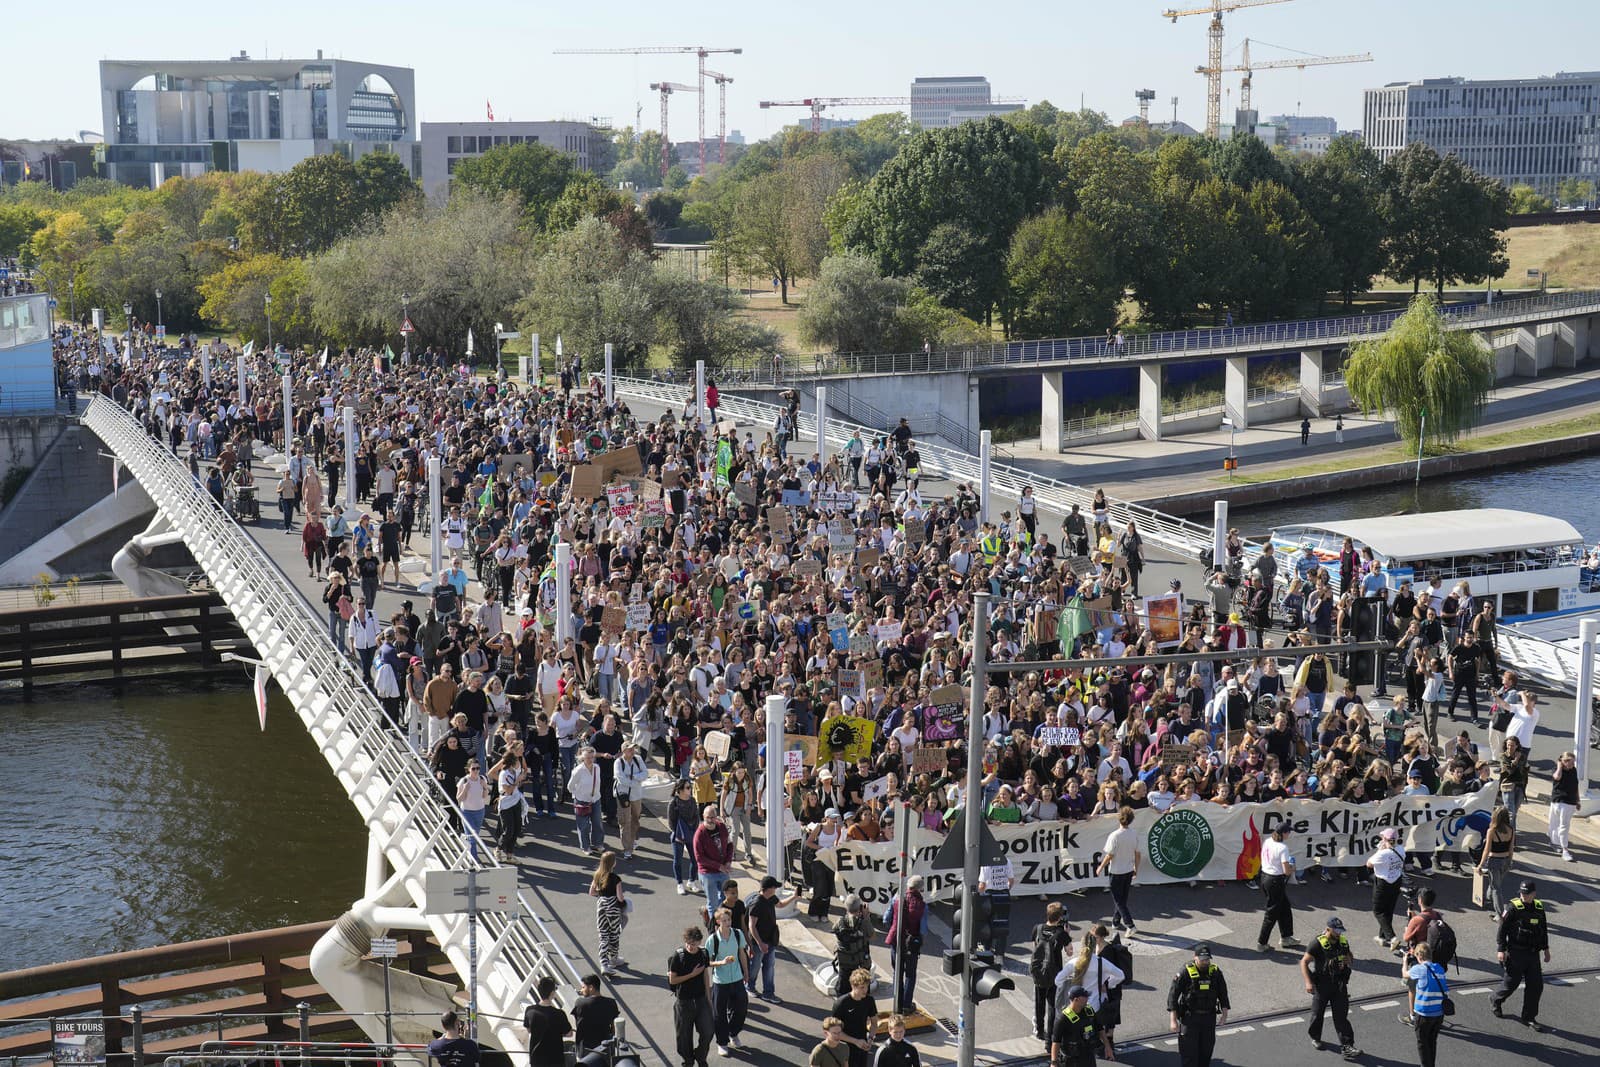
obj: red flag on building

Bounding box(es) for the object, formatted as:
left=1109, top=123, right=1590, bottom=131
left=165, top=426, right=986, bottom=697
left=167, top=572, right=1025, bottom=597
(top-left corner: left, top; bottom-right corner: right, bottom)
left=486, top=100, right=494, bottom=121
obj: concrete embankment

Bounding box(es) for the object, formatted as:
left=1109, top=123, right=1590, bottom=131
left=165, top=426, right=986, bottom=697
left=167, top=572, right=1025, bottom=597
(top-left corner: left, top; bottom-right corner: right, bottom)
left=1141, top=428, right=1600, bottom=516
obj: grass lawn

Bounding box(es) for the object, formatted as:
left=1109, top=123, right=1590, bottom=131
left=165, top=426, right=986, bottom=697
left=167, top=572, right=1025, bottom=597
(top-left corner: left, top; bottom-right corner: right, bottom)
left=1371, top=221, right=1600, bottom=292
left=1213, top=410, right=1600, bottom=485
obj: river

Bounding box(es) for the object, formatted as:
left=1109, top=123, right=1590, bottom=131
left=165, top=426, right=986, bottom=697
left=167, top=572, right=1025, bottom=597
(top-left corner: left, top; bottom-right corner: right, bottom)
left=1232, top=451, right=1600, bottom=541
left=0, top=683, right=364, bottom=972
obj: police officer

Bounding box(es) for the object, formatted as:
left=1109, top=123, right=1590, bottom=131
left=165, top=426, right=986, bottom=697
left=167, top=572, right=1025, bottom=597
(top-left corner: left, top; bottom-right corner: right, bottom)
left=1491, top=879, right=1551, bottom=1032
left=1050, top=986, right=1110, bottom=1067
left=1299, top=916, right=1361, bottom=1060
left=1167, top=943, right=1230, bottom=1067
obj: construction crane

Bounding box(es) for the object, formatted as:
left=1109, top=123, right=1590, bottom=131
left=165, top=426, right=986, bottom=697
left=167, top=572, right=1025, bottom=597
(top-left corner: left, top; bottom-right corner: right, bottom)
left=702, top=70, right=733, bottom=165
left=760, top=97, right=911, bottom=134
left=1135, top=89, right=1157, bottom=123
left=1231, top=38, right=1372, bottom=118
left=553, top=45, right=741, bottom=172
left=1161, top=0, right=1293, bottom=137
left=648, top=82, right=696, bottom=180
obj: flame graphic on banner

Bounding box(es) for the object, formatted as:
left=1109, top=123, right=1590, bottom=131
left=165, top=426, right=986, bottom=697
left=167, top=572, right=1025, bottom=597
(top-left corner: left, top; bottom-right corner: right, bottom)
left=1236, top=815, right=1263, bottom=880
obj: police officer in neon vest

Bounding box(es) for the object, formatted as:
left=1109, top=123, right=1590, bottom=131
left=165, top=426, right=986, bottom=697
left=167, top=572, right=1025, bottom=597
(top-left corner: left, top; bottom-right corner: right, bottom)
left=1299, top=915, right=1362, bottom=1059
left=1050, top=985, right=1111, bottom=1067
left=1492, top=879, right=1551, bottom=1031
left=1166, top=942, right=1229, bottom=1067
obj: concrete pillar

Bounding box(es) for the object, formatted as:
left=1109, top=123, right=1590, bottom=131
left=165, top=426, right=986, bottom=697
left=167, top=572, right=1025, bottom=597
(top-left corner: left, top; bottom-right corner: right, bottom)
left=236, top=355, right=248, bottom=408
left=603, top=342, right=614, bottom=405
left=979, top=430, right=992, bottom=524
left=1213, top=500, right=1228, bottom=571
left=1299, top=348, right=1325, bottom=417
left=1554, top=317, right=1587, bottom=369
left=282, top=372, right=293, bottom=451
left=555, top=541, right=572, bottom=646
left=764, top=694, right=788, bottom=882
left=1513, top=327, right=1548, bottom=377
left=427, top=456, right=442, bottom=581
left=342, top=406, right=357, bottom=518
left=816, top=385, right=829, bottom=470
left=966, top=376, right=981, bottom=442
left=694, top=360, right=706, bottom=426
left=200, top=346, right=212, bottom=388
left=1137, top=363, right=1163, bottom=442
left=1588, top=316, right=1600, bottom=362
left=530, top=333, right=540, bottom=384
left=1040, top=373, right=1066, bottom=453
left=1224, top=356, right=1249, bottom=429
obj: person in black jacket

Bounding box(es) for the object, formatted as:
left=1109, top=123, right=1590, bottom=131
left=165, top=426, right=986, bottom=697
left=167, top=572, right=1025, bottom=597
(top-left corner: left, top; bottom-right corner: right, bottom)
left=1029, top=902, right=1072, bottom=1043
left=1492, top=880, right=1551, bottom=1031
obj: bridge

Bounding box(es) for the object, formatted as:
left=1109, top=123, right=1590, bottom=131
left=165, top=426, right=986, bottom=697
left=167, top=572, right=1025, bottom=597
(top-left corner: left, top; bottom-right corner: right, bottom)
left=82, top=398, right=582, bottom=1056
left=715, top=289, right=1600, bottom=448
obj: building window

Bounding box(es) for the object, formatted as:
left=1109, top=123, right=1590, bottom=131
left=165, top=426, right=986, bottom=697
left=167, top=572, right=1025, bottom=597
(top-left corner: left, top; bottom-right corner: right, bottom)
left=447, top=136, right=462, bottom=153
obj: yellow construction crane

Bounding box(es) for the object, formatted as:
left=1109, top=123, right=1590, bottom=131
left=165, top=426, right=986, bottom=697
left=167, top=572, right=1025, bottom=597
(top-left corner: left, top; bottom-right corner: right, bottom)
left=1231, top=38, right=1372, bottom=122
left=1162, top=0, right=1293, bottom=137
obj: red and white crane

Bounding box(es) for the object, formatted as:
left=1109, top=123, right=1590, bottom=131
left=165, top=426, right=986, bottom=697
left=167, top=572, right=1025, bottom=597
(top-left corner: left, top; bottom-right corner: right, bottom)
left=758, top=96, right=912, bottom=134
left=702, top=69, right=733, bottom=165
left=553, top=45, right=741, bottom=171
left=648, top=82, right=697, bottom=180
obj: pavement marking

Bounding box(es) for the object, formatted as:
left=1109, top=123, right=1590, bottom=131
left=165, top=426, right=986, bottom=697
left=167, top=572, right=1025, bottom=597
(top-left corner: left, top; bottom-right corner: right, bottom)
left=1263, top=1016, right=1305, bottom=1027
left=1455, top=987, right=1489, bottom=996
left=1563, top=880, right=1600, bottom=902
left=1360, top=1000, right=1401, bottom=1011
left=1216, top=1025, right=1255, bottom=1035
left=1125, top=918, right=1233, bottom=957
left=1164, top=1039, right=1178, bottom=1046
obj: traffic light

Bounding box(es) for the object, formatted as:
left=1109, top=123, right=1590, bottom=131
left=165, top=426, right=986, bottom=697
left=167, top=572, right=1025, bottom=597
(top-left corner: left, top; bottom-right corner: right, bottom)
left=949, top=887, right=993, bottom=950
left=939, top=950, right=1015, bottom=1002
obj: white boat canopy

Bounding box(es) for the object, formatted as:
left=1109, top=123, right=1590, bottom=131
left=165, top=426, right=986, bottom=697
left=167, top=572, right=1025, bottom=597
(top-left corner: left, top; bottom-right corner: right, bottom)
left=1273, top=509, right=1584, bottom=562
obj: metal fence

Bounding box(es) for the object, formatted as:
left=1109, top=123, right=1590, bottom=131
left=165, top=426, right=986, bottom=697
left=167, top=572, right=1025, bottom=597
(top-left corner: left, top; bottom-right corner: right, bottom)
left=81, top=400, right=584, bottom=1034
left=713, top=289, right=1600, bottom=381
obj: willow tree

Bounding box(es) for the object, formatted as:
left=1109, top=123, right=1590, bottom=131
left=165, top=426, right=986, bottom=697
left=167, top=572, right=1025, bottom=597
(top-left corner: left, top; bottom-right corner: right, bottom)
left=1344, top=294, right=1496, bottom=449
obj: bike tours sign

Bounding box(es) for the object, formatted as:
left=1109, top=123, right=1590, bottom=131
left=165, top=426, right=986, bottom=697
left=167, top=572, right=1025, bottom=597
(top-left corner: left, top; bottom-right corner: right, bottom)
left=816, top=785, right=1499, bottom=905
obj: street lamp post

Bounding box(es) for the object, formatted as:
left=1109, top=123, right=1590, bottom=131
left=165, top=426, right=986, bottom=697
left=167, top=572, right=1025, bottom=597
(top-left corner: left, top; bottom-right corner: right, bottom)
left=401, top=293, right=410, bottom=362
left=154, top=287, right=163, bottom=338
left=264, top=293, right=274, bottom=354
left=68, top=280, right=75, bottom=324
left=122, top=301, right=132, bottom=352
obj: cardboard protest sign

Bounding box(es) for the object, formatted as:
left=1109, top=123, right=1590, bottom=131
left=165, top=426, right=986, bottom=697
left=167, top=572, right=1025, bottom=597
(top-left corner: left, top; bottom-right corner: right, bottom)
left=537, top=468, right=558, bottom=488
left=904, top=517, right=927, bottom=544
left=922, top=685, right=967, bottom=743
left=857, top=546, right=881, bottom=568
left=733, top=481, right=757, bottom=506
left=784, top=749, right=805, bottom=780
left=796, top=557, right=823, bottom=578
left=1143, top=593, right=1184, bottom=648
left=875, top=619, right=903, bottom=644
left=838, top=667, right=861, bottom=690
left=626, top=603, right=652, bottom=631
left=704, top=730, right=732, bottom=760
left=639, top=499, right=667, bottom=529
left=717, top=419, right=740, bottom=437
left=849, top=632, right=875, bottom=658
left=1159, top=742, right=1197, bottom=771
left=601, top=606, right=627, bottom=634
left=827, top=520, right=855, bottom=554
left=817, top=715, right=876, bottom=765
left=862, top=775, right=891, bottom=802
left=860, top=660, right=884, bottom=688
left=570, top=463, right=602, bottom=500
left=766, top=506, right=790, bottom=534
left=1063, top=555, right=1094, bottom=575
left=1038, top=726, right=1082, bottom=749
left=912, top=747, right=949, bottom=776
left=595, top=446, right=644, bottom=481
left=498, top=453, right=535, bottom=475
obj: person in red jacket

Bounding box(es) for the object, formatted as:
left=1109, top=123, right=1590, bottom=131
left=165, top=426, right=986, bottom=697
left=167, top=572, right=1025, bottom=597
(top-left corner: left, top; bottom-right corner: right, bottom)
left=705, top=380, right=720, bottom=421
left=694, top=806, right=734, bottom=927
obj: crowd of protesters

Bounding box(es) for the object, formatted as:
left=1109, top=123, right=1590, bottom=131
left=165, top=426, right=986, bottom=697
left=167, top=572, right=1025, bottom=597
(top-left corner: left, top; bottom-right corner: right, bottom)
left=60, top=322, right=1580, bottom=1067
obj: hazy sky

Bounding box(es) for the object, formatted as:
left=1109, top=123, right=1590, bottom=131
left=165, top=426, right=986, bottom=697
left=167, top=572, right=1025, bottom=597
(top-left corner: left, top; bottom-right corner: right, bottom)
left=5, top=0, right=1597, bottom=143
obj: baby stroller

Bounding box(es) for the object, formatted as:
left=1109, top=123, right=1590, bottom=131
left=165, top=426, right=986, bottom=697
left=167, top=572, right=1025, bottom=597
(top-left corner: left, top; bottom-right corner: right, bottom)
left=226, top=481, right=259, bottom=522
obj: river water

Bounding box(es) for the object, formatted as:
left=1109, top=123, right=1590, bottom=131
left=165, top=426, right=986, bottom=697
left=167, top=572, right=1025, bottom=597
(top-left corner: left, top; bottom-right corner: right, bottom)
left=0, top=682, right=364, bottom=972
left=1232, top=451, right=1600, bottom=541
left=5, top=453, right=1597, bottom=974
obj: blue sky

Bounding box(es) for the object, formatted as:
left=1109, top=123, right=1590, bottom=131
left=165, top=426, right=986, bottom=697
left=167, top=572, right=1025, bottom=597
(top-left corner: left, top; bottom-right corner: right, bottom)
left=5, top=0, right=1597, bottom=143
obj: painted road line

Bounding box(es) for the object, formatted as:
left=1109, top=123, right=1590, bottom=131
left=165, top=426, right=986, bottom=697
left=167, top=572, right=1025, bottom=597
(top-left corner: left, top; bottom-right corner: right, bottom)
left=1455, top=987, right=1489, bottom=996
left=1164, top=1039, right=1178, bottom=1046
left=1360, top=1000, right=1401, bottom=1010
left=1263, top=1016, right=1305, bottom=1028
left=1216, top=1025, right=1255, bottom=1035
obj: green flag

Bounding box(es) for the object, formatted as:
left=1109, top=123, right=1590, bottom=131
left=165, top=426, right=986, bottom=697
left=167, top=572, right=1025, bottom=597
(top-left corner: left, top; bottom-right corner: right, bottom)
left=715, top=438, right=733, bottom=490
left=1058, top=594, right=1090, bottom=653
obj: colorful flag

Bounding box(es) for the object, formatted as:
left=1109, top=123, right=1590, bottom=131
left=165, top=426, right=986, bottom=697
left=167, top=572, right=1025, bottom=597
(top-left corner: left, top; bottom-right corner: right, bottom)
left=254, top=665, right=270, bottom=731
left=715, top=439, right=732, bottom=489
left=1057, top=594, right=1090, bottom=654
left=466, top=328, right=475, bottom=356
left=487, top=100, right=495, bottom=121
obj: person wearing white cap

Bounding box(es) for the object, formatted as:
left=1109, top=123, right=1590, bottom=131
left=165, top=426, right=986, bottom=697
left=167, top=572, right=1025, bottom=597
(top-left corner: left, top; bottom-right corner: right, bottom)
left=1365, top=829, right=1407, bottom=950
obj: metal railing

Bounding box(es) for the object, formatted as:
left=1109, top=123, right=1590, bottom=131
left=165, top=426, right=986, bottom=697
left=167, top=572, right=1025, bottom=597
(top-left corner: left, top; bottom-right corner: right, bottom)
left=0, top=387, right=75, bottom=416
left=1247, top=383, right=1299, bottom=404
left=716, top=289, right=1600, bottom=380
left=615, top=375, right=1249, bottom=563
left=1061, top=409, right=1139, bottom=440
left=81, top=400, right=583, bottom=1034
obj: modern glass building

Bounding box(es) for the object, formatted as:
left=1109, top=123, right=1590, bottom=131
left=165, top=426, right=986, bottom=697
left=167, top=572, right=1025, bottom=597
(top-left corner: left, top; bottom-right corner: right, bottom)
left=100, top=52, right=418, bottom=187
left=909, top=77, right=1020, bottom=130
left=1363, top=72, right=1600, bottom=195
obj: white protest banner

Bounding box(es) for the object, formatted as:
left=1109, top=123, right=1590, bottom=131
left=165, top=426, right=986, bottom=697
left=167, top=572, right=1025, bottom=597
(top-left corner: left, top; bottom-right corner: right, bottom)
left=626, top=603, right=652, bottom=631
left=862, top=775, right=891, bottom=802
left=606, top=483, right=636, bottom=520
left=639, top=498, right=667, bottom=529
left=704, top=730, right=732, bottom=760
left=784, top=749, right=805, bottom=780
left=817, top=785, right=1499, bottom=907
left=1038, top=727, right=1081, bottom=748
left=875, top=619, right=903, bottom=645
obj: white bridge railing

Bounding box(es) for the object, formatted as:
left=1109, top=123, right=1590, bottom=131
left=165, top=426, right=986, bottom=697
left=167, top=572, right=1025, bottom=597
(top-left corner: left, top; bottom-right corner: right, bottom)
left=1498, top=614, right=1600, bottom=696
left=615, top=375, right=1245, bottom=564
left=83, top=398, right=582, bottom=1040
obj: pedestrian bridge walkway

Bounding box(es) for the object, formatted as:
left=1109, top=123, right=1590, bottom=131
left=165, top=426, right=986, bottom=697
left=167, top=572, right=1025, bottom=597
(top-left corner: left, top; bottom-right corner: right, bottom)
left=81, top=397, right=582, bottom=1054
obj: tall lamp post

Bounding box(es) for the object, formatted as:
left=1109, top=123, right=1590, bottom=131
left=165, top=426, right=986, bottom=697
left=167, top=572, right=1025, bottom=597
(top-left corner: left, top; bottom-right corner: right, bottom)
left=264, top=292, right=274, bottom=354
left=122, top=301, right=132, bottom=352
left=154, top=287, right=163, bottom=338
left=67, top=279, right=75, bottom=324
left=401, top=292, right=410, bottom=362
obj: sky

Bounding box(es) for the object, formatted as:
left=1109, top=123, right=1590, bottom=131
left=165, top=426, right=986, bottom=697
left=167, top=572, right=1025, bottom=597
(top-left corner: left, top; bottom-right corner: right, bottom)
left=5, top=0, right=1599, bottom=144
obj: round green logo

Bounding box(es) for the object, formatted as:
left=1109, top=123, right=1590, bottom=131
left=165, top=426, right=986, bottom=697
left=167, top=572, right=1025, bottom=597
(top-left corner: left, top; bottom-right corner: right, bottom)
left=1146, top=808, right=1216, bottom=879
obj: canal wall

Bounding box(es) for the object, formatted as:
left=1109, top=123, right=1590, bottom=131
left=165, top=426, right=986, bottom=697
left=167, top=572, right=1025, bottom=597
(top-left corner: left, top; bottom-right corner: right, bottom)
left=1144, top=427, right=1600, bottom=516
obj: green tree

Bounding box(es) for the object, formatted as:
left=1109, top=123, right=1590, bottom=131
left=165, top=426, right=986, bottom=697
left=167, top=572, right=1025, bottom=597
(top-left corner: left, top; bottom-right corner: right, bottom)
left=799, top=254, right=911, bottom=353
left=1508, top=183, right=1553, bottom=214
left=1234, top=181, right=1328, bottom=320
left=913, top=222, right=993, bottom=323
left=515, top=215, right=658, bottom=367
left=650, top=269, right=782, bottom=369
left=198, top=252, right=311, bottom=346
left=1007, top=208, right=1121, bottom=338
left=843, top=117, right=1047, bottom=324
left=1345, top=294, right=1496, bottom=449
left=547, top=172, right=654, bottom=253
left=0, top=202, right=46, bottom=258
left=1203, top=132, right=1291, bottom=189
left=1555, top=178, right=1595, bottom=207
left=1292, top=136, right=1387, bottom=308
left=451, top=142, right=576, bottom=229
left=28, top=209, right=101, bottom=294
left=354, top=151, right=422, bottom=219
left=729, top=155, right=847, bottom=304
left=1380, top=144, right=1510, bottom=296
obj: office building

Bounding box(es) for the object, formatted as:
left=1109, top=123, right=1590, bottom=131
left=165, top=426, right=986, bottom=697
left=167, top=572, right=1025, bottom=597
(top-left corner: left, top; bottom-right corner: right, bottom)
left=420, top=121, right=596, bottom=199
left=909, top=77, right=1021, bottom=129
left=100, top=52, right=417, bottom=187
left=1268, top=114, right=1339, bottom=140
left=1363, top=72, right=1600, bottom=195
